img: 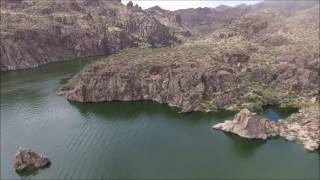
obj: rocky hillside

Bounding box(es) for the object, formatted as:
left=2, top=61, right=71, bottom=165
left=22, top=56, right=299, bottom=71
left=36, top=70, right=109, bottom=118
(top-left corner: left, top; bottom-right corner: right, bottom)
left=0, top=0, right=189, bottom=71
left=62, top=1, right=319, bottom=112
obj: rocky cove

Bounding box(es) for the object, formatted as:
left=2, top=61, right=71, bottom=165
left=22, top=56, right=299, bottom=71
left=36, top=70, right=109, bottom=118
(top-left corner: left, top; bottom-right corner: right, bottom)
left=60, top=46, right=319, bottom=152
left=59, top=1, right=319, bottom=152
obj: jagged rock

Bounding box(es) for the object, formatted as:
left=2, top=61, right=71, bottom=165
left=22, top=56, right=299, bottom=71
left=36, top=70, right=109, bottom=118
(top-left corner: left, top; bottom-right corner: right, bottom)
left=14, top=147, right=51, bottom=173
left=126, top=1, right=133, bottom=9
left=213, top=109, right=278, bottom=139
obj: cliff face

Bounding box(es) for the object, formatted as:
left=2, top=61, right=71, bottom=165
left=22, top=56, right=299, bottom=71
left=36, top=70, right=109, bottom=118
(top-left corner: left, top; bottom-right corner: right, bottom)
left=0, top=0, right=188, bottom=71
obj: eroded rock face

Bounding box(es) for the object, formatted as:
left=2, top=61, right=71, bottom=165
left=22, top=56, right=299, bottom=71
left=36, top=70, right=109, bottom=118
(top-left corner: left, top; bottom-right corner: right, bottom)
left=14, top=147, right=51, bottom=173
left=213, top=109, right=278, bottom=139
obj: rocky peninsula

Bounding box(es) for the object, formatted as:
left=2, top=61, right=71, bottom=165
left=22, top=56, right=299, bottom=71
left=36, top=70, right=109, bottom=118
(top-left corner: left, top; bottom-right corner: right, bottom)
left=213, top=107, right=319, bottom=151
left=61, top=2, right=319, bottom=151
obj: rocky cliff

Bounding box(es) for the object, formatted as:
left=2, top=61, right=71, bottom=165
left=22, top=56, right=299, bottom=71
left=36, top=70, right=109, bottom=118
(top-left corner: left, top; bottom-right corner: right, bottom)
left=0, top=0, right=189, bottom=71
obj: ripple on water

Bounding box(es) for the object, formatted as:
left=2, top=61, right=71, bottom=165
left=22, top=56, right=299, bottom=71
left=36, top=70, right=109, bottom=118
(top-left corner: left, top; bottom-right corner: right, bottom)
left=1, top=60, right=319, bottom=179
left=67, top=122, right=90, bottom=156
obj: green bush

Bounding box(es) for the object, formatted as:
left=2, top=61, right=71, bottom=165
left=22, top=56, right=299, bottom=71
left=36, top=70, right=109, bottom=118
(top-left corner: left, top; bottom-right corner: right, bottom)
left=243, top=102, right=263, bottom=112
left=150, top=43, right=167, bottom=49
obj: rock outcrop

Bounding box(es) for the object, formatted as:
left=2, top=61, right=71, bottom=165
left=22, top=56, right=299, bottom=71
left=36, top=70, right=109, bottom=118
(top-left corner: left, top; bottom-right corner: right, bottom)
left=0, top=0, right=190, bottom=71
left=213, top=109, right=278, bottom=140
left=146, top=6, right=192, bottom=41
left=14, top=147, right=51, bottom=173
left=213, top=107, right=320, bottom=151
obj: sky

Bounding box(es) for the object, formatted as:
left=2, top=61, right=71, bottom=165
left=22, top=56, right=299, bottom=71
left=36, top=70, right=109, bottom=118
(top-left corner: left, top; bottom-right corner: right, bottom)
left=121, top=0, right=261, bottom=11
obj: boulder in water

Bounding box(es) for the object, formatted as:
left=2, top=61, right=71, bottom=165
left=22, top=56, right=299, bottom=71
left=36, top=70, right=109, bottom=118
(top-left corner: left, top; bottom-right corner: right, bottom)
left=213, top=109, right=278, bottom=139
left=14, top=147, right=51, bottom=173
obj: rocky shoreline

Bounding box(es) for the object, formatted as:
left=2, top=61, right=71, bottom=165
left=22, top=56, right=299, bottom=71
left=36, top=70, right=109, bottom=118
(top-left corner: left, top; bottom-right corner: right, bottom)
left=60, top=45, right=319, bottom=151
left=213, top=107, right=319, bottom=151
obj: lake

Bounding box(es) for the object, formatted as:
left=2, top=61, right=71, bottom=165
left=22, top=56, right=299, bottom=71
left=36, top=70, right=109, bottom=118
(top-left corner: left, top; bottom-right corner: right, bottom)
left=1, top=59, right=319, bottom=179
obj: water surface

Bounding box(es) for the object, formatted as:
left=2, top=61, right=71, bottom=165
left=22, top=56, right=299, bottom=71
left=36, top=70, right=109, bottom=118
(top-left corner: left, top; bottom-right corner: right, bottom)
left=1, top=59, right=319, bottom=179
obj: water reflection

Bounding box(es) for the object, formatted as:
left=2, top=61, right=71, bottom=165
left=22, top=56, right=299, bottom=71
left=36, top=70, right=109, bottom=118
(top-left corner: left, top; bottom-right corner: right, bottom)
left=70, top=100, right=235, bottom=124
left=261, top=105, right=299, bottom=121
left=225, top=133, right=266, bottom=157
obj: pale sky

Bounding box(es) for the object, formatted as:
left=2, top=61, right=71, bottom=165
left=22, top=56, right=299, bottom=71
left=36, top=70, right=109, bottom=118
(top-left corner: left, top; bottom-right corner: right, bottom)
left=121, top=0, right=261, bottom=10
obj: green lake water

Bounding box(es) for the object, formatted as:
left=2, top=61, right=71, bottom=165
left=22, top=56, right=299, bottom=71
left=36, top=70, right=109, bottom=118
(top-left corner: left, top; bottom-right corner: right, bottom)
left=1, top=59, right=319, bottom=179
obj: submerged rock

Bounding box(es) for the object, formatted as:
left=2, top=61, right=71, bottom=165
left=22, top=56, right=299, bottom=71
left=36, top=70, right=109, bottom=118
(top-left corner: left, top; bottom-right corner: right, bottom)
left=14, top=147, right=51, bottom=173
left=213, top=109, right=278, bottom=140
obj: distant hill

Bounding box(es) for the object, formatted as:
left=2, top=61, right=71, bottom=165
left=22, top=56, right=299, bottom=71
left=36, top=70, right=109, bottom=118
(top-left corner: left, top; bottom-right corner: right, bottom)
left=174, top=4, right=251, bottom=35
left=174, top=1, right=319, bottom=35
